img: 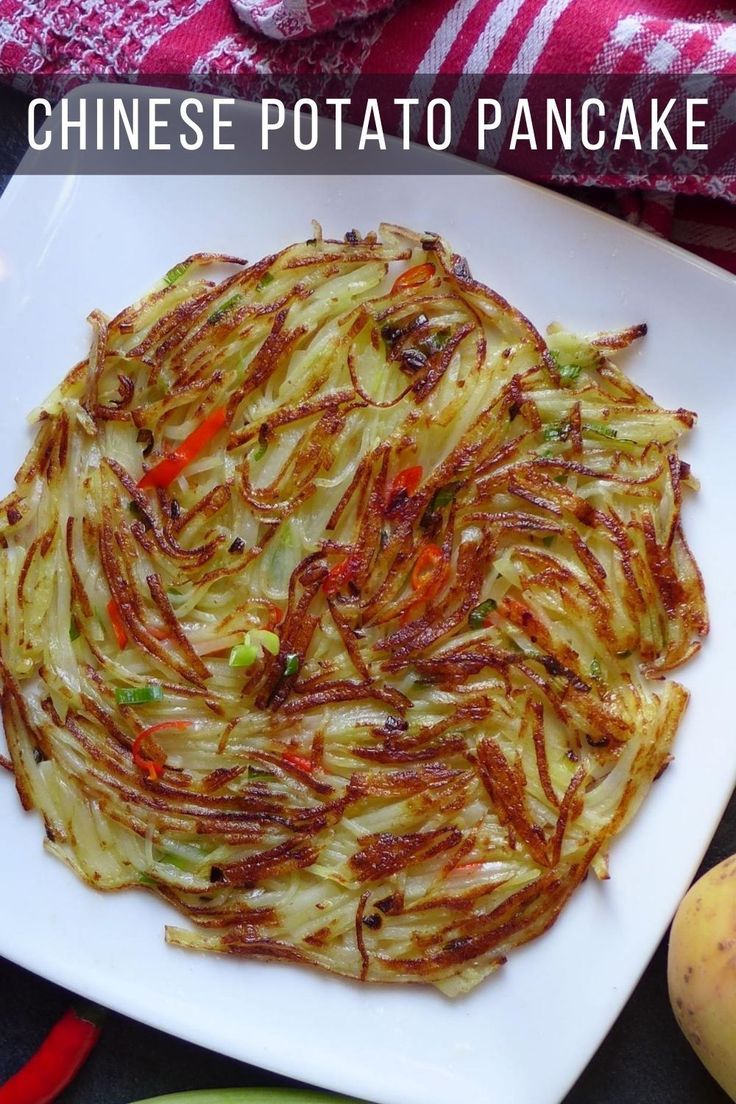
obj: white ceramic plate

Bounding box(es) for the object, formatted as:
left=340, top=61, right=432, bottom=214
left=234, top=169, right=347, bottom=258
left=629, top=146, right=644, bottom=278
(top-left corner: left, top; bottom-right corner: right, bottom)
left=1, top=88, right=735, bottom=1104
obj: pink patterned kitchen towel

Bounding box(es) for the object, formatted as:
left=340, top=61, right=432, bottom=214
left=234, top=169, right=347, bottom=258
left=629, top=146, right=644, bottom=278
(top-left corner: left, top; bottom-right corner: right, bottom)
left=231, top=0, right=395, bottom=40
left=0, top=0, right=735, bottom=271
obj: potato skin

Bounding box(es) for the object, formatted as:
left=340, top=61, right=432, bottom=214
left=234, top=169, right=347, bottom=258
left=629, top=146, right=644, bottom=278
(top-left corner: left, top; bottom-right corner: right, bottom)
left=668, top=854, right=736, bottom=1101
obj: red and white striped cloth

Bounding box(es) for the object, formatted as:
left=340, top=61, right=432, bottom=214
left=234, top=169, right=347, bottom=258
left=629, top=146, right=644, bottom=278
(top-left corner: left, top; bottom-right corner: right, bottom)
left=1, top=0, right=735, bottom=272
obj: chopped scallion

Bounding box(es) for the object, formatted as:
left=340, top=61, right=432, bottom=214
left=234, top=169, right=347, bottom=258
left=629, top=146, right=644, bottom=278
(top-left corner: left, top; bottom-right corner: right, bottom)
left=284, top=653, right=300, bottom=677
left=208, top=294, right=242, bottom=324
left=543, top=421, right=570, bottom=442
left=423, top=327, right=452, bottom=355
left=421, top=482, right=460, bottom=528
left=115, top=685, right=164, bottom=706
left=590, top=657, right=603, bottom=680
left=558, top=362, right=582, bottom=383
left=251, top=629, right=280, bottom=656
left=163, top=261, right=189, bottom=286
left=256, top=272, right=274, bottom=290
left=429, top=483, right=460, bottom=511
left=229, top=641, right=259, bottom=668
left=469, top=598, right=497, bottom=629
left=584, top=421, right=618, bottom=440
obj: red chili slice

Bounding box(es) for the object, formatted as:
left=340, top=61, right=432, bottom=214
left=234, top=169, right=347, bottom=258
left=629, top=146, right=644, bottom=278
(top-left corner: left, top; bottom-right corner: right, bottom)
left=323, top=555, right=359, bottom=597
left=138, top=406, right=229, bottom=490
left=391, top=263, right=435, bottom=295
left=385, top=465, right=423, bottom=515
left=411, top=543, right=445, bottom=595
left=106, top=599, right=127, bottom=650
left=282, top=749, right=314, bottom=773
left=132, top=720, right=191, bottom=781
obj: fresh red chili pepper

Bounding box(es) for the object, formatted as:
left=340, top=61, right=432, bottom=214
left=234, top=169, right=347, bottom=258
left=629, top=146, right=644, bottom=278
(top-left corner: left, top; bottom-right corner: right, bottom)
left=391, top=262, right=435, bottom=295
left=132, top=720, right=191, bottom=781
left=138, top=406, right=229, bottom=490
left=0, top=1005, right=103, bottom=1104
left=106, top=599, right=127, bottom=650
left=411, top=543, right=445, bottom=595
left=385, top=465, right=423, bottom=514
left=282, top=749, right=314, bottom=773
left=323, top=555, right=359, bottom=597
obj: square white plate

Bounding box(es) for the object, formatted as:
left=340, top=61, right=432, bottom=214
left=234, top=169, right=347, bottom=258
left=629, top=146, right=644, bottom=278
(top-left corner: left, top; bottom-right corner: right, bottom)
left=1, top=89, right=735, bottom=1104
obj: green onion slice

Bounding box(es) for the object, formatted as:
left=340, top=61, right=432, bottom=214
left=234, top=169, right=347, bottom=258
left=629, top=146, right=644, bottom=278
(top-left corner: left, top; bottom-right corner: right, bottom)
left=163, top=261, right=189, bottom=286
left=469, top=598, right=497, bottom=629
left=208, top=294, right=242, bottom=324
left=115, top=685, right=164, bottom=706
left=229, top=641, right=259, bottom=668
left=284, top=653, right=300, bottom=677
left=584, top=421, right=618, bottom=440
left=558, top=361, right=582, bottom=383
left=251, top=629, right=280, bottom=656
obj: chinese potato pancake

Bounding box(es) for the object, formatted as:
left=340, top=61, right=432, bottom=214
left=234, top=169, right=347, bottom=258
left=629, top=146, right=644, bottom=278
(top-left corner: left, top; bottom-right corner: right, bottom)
left=0, top=225, right=707, bottom=995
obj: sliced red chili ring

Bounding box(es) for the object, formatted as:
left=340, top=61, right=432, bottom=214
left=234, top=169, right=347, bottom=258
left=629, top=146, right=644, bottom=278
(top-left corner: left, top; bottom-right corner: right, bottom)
left=132, top=720, right=191, bottom=781
left=411, top=543, right=445, bottom=594
left=106, top=599, right=127, bottom=650
left=385, top=465, right=423, bottom=515
left=391, top=263, right=435, bottom=295
left=323, top=555, right=359, bottom=596
left=138, top=406, right=229, bottom=490
left=282, top=749, right=314, bottom=773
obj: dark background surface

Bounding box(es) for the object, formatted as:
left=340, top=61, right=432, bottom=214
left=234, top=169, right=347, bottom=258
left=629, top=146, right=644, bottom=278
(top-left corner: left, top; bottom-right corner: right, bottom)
left=0, top=81, right=733, bottom=1104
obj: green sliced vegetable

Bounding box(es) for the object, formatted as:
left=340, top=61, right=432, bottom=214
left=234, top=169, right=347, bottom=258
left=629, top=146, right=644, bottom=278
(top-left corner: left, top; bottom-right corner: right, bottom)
left=429, top=483, right=460, bottom=512
left=543, top=421, right=570, bottom=442
left=256, top=272, right=274, bottom=291
left=469, top=598, right=497, bottom=628
left=421, top=482, right=461, bottom=528
left=590, top=657, right=603, bottom=680
left=163, top=261, right=189, bottom=286
left=208, top=294, right=242, bottom=324
left=584, top=421, right=618, bottom=440
left=251, top=629, right=280, bottom=656
left=115, top=685, right=164, bottom=706
left=229, top=641, right=259, bottom=668
left=252, top=440, right=268, bottom=461
left=423, top=327, right=452, bottom=354
left=284, top=653, right=300, bottom=677
left=69, top=619, right=80, bottom=641
left=558, top=361, right=582, bottom=383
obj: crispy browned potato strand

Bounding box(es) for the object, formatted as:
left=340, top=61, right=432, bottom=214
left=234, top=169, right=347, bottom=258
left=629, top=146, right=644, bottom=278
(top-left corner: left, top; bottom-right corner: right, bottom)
left=0, top=225, right=707, bottom=994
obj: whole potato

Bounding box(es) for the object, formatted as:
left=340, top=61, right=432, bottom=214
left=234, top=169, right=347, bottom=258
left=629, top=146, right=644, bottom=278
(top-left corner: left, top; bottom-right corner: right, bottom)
left=668, top=854, right=736, bottom=1101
